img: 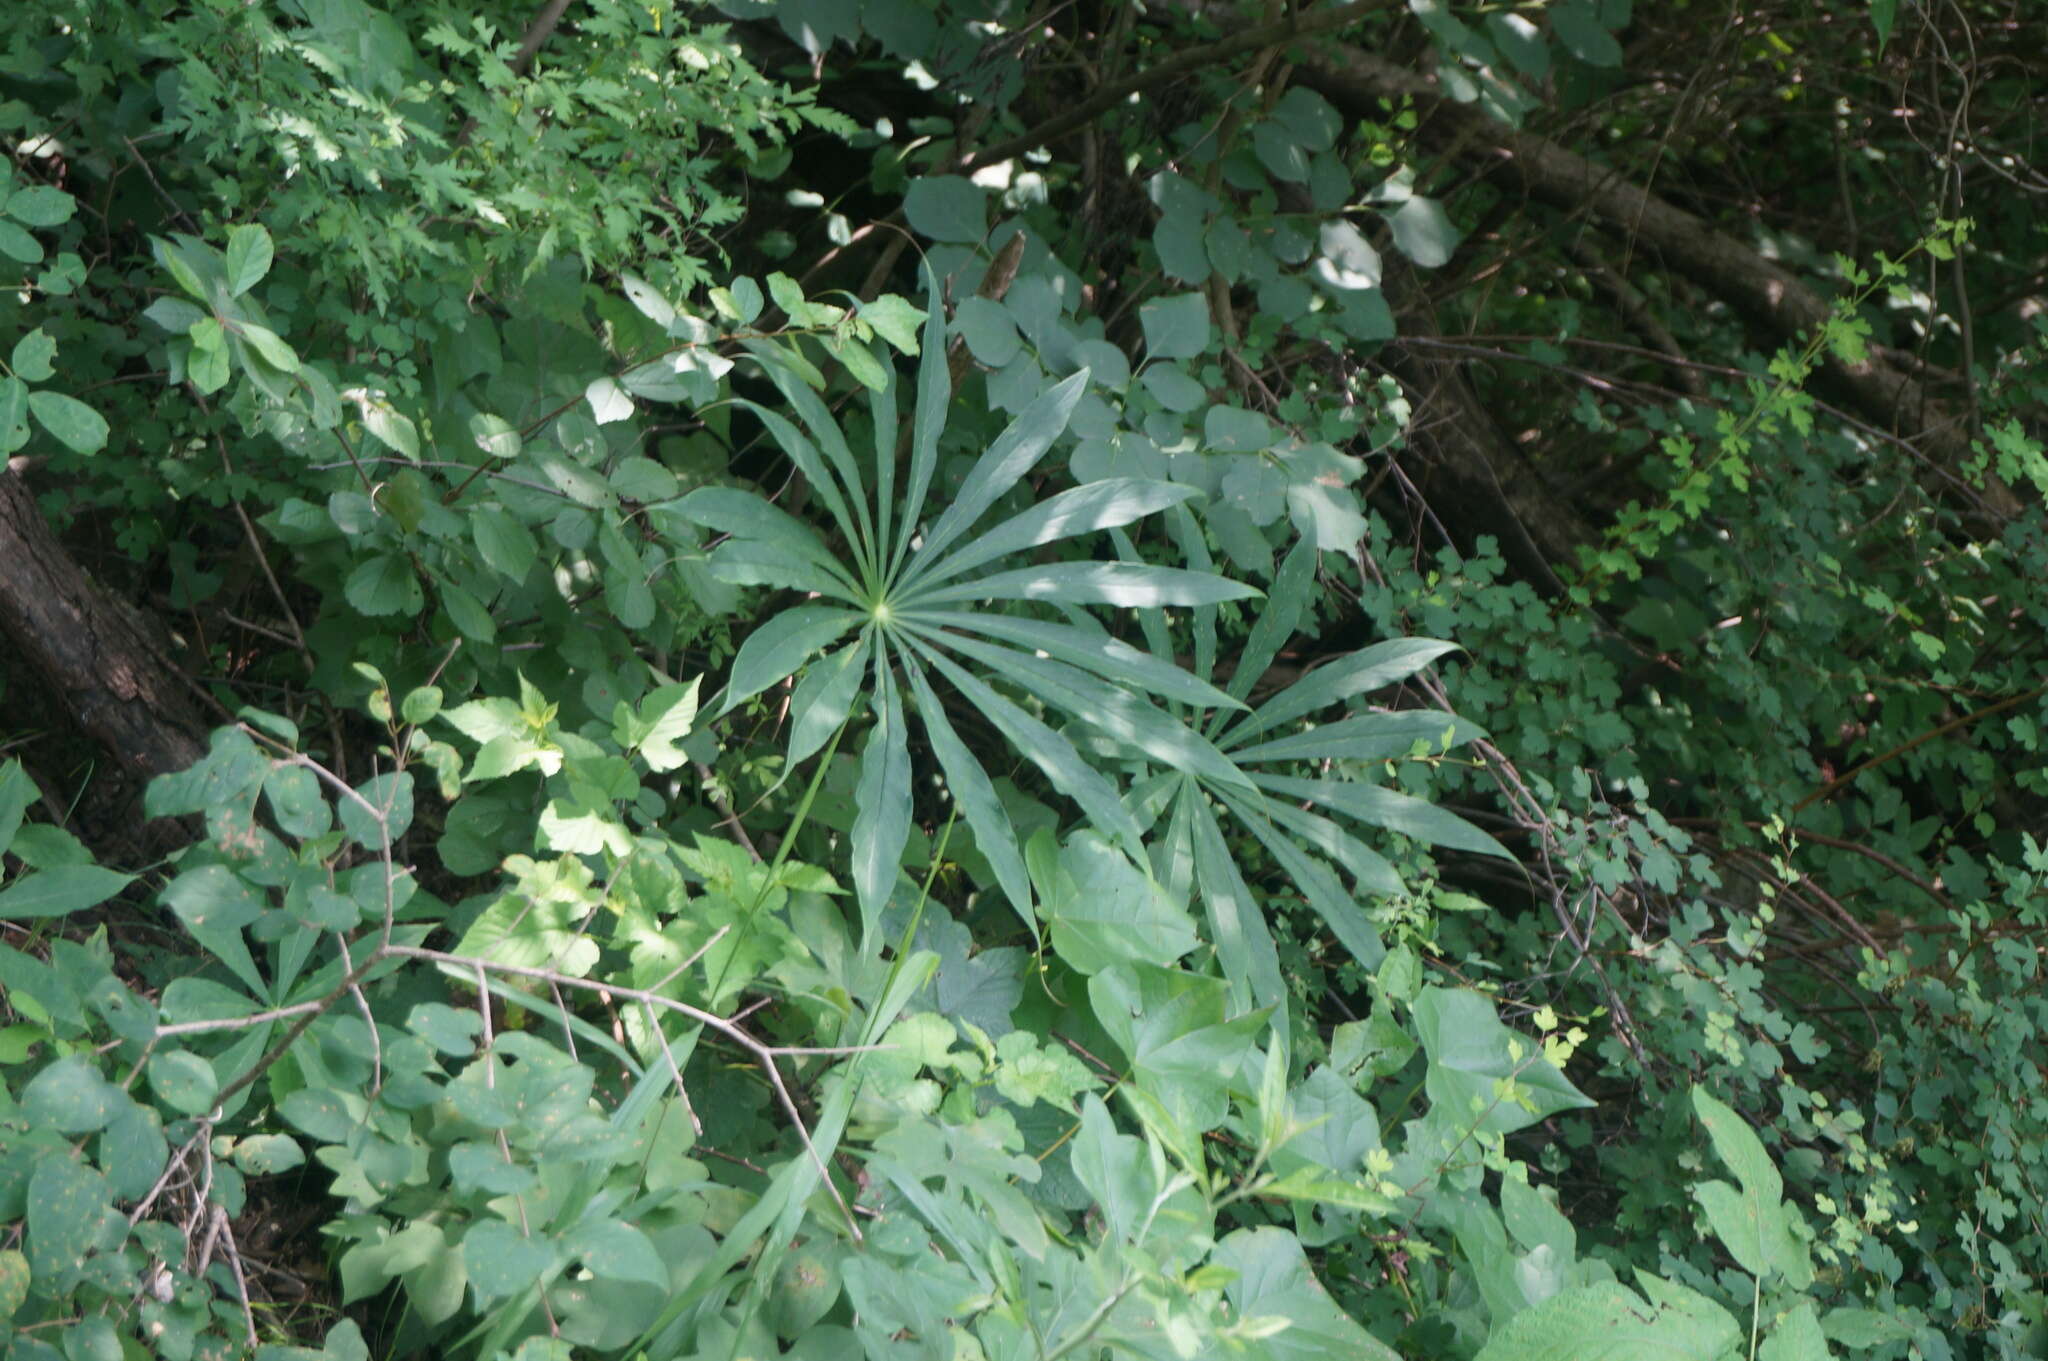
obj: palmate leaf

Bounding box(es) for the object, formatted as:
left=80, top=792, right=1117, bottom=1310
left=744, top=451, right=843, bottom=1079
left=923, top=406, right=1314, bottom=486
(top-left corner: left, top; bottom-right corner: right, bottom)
left=1099, top=526, right=1490, bottom=1007
left=686, top=273, right=1251, bottom=960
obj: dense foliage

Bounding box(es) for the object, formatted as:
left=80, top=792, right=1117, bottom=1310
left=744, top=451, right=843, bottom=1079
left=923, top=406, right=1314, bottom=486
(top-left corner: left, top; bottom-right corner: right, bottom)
left=2, top=1, right=2044, bottom=1358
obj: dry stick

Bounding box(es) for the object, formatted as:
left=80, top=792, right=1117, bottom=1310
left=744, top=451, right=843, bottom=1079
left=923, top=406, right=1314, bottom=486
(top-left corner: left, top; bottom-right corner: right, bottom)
left=639, top=998, right=703, bottom=1137
left=695, top=759, right=762, bottom=862
left=211, top=1206, right=260, bottom=1348
left=336, top=930, right=383, bottom=1097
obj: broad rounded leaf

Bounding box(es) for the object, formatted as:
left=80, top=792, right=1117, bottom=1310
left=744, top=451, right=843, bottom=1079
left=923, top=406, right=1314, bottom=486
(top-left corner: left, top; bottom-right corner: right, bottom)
left=1388, top=196, right=1461, bottom=268
left=903, top=175, right=988, bottom=243
left=1474, top=1279, right=1739, bottom=1361
left=1551, top=0, right=1624, bottom=66
left=345, top=554, right=425, bottom=617
left=27, top=390, right=109, bottom=455
left=224, top=224, right=273, bottom=295
left=148, top=1050, right=220, bottom=1116
left=1139, top=292, right=1211, bottom=360
left=23, top=1055, right=116, bottom=1133
left=5, top=184, right=76, bottom=228
left=464, top=1220, right=561, bottom=1301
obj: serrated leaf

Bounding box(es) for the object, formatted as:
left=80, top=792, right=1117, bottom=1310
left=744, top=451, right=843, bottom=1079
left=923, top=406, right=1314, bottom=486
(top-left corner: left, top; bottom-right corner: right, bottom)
left=859, top=293, right=925, bottom=354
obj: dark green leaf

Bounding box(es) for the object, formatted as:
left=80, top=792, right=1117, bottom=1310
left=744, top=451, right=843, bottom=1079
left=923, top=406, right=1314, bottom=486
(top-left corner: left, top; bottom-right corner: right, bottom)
left=0, top=864, right=132, bottom=920
left=27, top=390, right=108, bottom=455
left=903, top=176, right=988, bottom=242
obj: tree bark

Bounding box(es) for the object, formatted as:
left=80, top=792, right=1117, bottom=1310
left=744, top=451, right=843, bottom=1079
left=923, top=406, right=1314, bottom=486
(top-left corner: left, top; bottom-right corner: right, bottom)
left=0, top=469, right=208, bottom=784
left=1297, top=45, right=2024, bottom=524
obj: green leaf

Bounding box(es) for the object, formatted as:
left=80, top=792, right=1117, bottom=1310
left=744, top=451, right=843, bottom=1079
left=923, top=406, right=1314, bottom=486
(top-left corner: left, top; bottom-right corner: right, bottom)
left=615, top=679, right=695, bottom=773
left=10, top=328, right=54, bottom=382
left=454, top=871, right=601, bottom=978
left=906, top=369, right=1092, bottom=583
left=916, top=560, right=1258, bottom=608
left=345, top=554, right=425, bottom=617
left=1068, top=1095, right=1159, bottom=1243
left=1227, top=638, right=1459, bottom=744
left=1413, top=987, right=1593, bottom=1135
left=355, top=393, right=419, bottom=458
left=163, top=863, right=264, bottom=934
left=786, top=634, right=870, bottom=769
left=5, top=184, right=75, bottom=228
left=1388, top=196, right=1461, bottom=268
left=0, top=375, right=27, bottom=453
left=903, top=175, right=988, bottom=242
left=1186, top=797, right=1286, bottom=1008
left=567, top=1219, right=668, bottom=1290
left=471, top=506, right=539, bottom=582
left=859, top=294, right=926, bottom=355
left=678, top=486, right=860, bottom=599
left=1868, top=0, right=1896, bottom=50
left=0, top=219, right=41, bottom=263
left=264, top=764, right=333, bottom=839
left=0, top=1247, right=28, bottom=1317
left=912, top=478, right=1199, bottom=590
left=23, top=1054, right=116, bottom=1133
left=148, top=1050, right=220, bottom=1116
left=224, top=224, right=274, bottom=295
left=232, top=1133, right=306, bottom=1174
left=1474, top=1279, right=1740, bottom=1361
left=27, top=390, right=108, bottom=455
left=1760, top=1302, right=1831, bottom=1361
left=1139, top=292, right=1211, bottom=360
left=1231, top=709, right=1481, bottom=765
left=26, top=1155, right=114, bottom=1284
left=0, top=864, right=132, bottom=919
left=955, top=296, right=1023, bottom=367
left=899, top=653, right=1034, bottom=938
left=1039, top=830, right=1197, bottom=973
left=1253, top=775, right=1512, bottom=858
left=338, top=771, right=414, bottom=851
left=852, top=660, right=911, bottom=945
left=891, top=264, right=952, bottom=576
left=464, top=1220, right=561, bottom=1302
left=920, top=647, right=1144, bottom=851
left=1089, top=964, right=1267, bottom=1133
left=908, top=611, right=1242, bottom=710
left=236, top=321, right=300, bottom=372
left=926, top=629, right=1251, bottom=791
left=721, top=605, right=863, bottom=715
left=1215, top=1228, right=1403, bottom=1360
left=1691, top=1087, right=1814, bottom=1287
left=1550, top=0, right=1624, bottom=65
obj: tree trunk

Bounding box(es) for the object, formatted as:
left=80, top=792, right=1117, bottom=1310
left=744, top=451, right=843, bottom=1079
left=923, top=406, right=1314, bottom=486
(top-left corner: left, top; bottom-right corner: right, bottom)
left=1298, top=45, right=2024, bottom=525
left=0, top=469, right=208, bottom=784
